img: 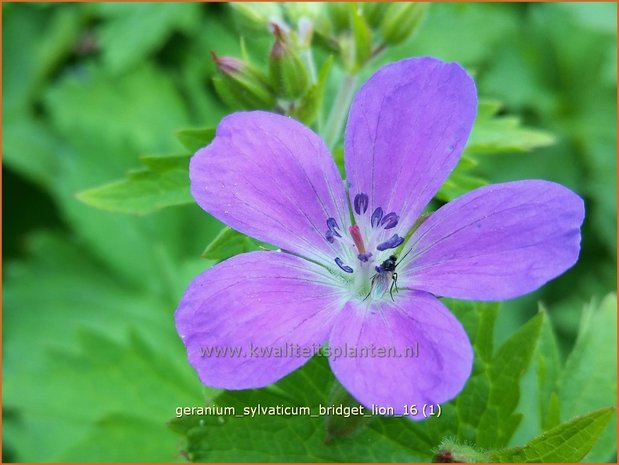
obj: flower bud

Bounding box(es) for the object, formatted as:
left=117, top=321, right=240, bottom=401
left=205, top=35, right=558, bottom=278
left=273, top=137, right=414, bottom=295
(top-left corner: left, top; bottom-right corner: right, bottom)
left=211, top=52, right=275, bottom=110
left=380, top=2, right=429, bottom=45
left=268, top=26, right=310, bottom=100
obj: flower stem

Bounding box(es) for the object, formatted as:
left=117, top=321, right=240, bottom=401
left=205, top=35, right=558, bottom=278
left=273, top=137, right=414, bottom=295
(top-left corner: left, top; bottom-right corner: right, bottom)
left=323, top=73, right=359, bottom=150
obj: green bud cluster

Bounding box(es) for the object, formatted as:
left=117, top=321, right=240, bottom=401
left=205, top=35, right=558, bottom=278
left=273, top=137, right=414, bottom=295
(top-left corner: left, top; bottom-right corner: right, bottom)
left=214, top=2, right=430, bottom=129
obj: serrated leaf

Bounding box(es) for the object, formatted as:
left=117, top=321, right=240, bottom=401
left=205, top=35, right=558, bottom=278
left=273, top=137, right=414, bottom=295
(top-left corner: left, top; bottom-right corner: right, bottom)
left=77, top=154, right=192, bottom=215
left=467, top=100, right=555, bottom=154
left=169, top=357, right=432, bottom=462
left=201, top=226, right=262, bottom=262
left=559, top=294, right=617, bottom=461
left=176, top=127, right=216, bottom=153
left=475, top=313, right=543, bottom=448
left=3, top=233, right=204, bottom=461
left=491, top=408, right=615, bottom=463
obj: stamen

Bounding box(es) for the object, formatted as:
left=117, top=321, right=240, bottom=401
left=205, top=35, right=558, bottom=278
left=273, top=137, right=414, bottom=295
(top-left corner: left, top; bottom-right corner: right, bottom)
left=380, top=212, right=399, bottom=229
left=325, top=230, right=335, bottom=243
left=349, top=224, right=367, bottom=254
left=335, top=257, right=354, bottom=273
left=326, top=217, right=341, bottom=237
left=358, top=252, right=373, bottom=262
left=377, top=234, right=404, bottom=251
left=371, top=207, right=384, bottom=228
left=353, top=193, right=369, bottom=215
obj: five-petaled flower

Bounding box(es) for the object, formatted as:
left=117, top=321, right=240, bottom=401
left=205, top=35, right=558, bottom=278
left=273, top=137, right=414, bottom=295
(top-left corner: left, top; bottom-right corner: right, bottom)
left=176, top=57, right=583, bottom=419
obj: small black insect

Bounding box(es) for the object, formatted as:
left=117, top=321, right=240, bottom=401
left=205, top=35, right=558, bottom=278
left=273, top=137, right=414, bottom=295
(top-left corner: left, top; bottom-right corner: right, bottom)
left=363, top=249, right=412, bottom=301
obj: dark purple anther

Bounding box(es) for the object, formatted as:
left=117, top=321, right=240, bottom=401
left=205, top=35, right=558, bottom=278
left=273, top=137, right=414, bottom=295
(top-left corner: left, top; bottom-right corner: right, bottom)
left=371, top=207, right=384, bottom=228
left=325, top=230, right=335, bottom=243
left=375, top=265, right=384, bottom=273
left=377, top=234, right=404, bottom=251
left=353, top=193, right=369, bottom=215
left=326, top=217, right=341, bottom=237
left=335, top=257, right=354, bottom=273
left=380, top=212, right=399, bottom=229
left=357, top=252, right=373, bottom=262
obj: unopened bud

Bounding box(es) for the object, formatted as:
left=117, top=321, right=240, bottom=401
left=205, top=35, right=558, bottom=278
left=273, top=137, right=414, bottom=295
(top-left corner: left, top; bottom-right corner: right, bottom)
left=211, top=52, right=275, bottom=110
left=381, top=3, right=429, bottom=45
left=269, top=27, right=310, bottom=99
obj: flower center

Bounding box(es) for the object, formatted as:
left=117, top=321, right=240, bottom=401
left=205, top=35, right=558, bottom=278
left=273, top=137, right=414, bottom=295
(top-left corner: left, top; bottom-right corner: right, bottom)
left=323, top=192, right=405, bottom=301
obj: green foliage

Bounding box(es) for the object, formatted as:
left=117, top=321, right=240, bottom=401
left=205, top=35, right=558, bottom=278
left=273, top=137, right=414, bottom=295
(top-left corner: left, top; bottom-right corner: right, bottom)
left=94, top=3, right=202, bottom=74
left=491, top=408, right=615, bottom=463
left=558, top=294, right=617, bottom=461
left=201, top=226, right=262, bottom=262
left=169, top=299, right=616, bottom=462
left=75, top=127, right=215, bottom=215
left=3, top=2, right=616, bottom=462
left=437, top=100, right=555, bottom=201
left=77, top=154, right=192, bottom=215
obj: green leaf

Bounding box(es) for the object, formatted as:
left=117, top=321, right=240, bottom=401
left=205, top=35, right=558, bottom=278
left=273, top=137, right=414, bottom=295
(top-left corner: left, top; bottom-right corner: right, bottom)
left=509, top=309, right=562, bottom=447
left=170, top=357, right=432, bottom=462
left=490, top=408, right=615, bottom=463
left=3, top=233, right=204, bottom=461
left=95, top=3, right=202, bottom=74
left=558, top=294, right=617, bottom=461
left=437, top=99, right=556, bottom=202
left=535, top=307, right=562, bottom=431
left=77, top=154, right=193, bottom=215
left=176, top=127, right=216, bottom=153
left=201, top=226, right=262, bottom=262
left=3, top=4, right=85, bottom=116
left=446, top=310, right=543, bottom=450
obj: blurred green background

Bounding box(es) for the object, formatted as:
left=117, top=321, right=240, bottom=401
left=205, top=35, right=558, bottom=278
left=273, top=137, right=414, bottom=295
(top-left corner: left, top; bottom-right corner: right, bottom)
left=3, top=2, right=616, bottom=462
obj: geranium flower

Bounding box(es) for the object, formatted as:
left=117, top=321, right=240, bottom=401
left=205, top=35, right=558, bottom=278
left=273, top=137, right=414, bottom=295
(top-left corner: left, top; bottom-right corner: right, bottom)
left=176, top=57, right=583, bottom=418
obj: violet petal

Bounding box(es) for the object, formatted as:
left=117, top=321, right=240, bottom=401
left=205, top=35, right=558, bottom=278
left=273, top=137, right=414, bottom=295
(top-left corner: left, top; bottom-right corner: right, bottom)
left=328, top=290, right=473, bottom=419
left=401, top=180, right=585, bottom=300
left=344, top=57, right=477, bottom=234
left=175, top=251, right=343, bottom=389
left=191, top=111, right=348, bottom=263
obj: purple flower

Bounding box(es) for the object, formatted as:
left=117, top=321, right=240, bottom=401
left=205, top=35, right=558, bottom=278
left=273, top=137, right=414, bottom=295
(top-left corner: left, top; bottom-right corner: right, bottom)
left=176, top=57, right=584, bottom=418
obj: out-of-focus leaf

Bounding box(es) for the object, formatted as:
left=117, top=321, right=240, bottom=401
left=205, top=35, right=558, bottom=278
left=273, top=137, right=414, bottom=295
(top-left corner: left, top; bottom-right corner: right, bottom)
left=491, top=408, right=615, bottom=463
left=437, top=100, right=555, bottom=202
left=559, top=294, right=617, bottom=462
left=3, top=233, right=204, bottom=461
left=176, top=127, right=216, bottom=153
left=77, top=154, right=192, bottom=215
left=3, top=4, right=85, bottom=116
left=201, top=226, right=262, bottom=262
left=95, top=3, right=202, bottom=73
